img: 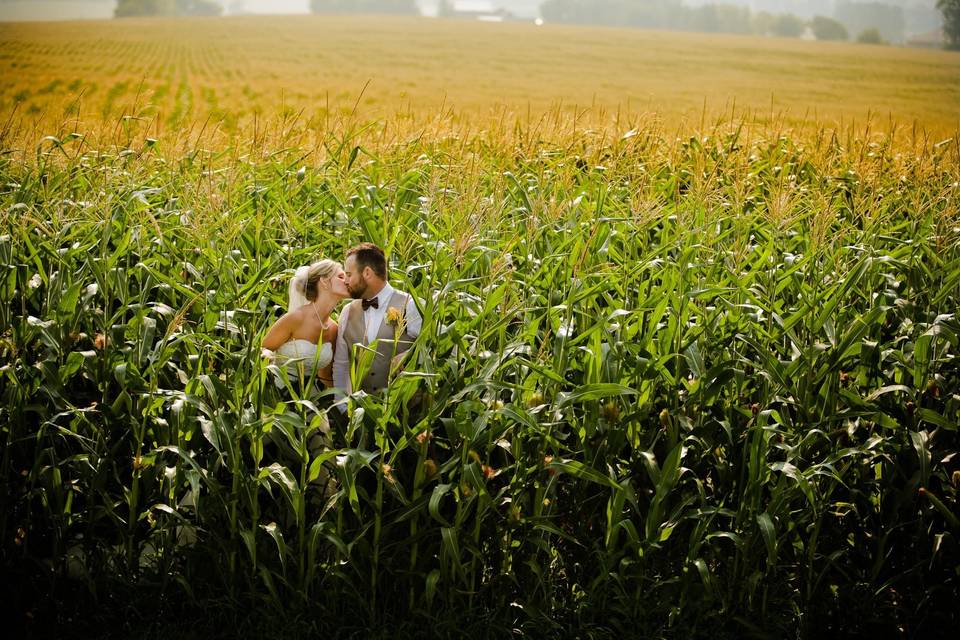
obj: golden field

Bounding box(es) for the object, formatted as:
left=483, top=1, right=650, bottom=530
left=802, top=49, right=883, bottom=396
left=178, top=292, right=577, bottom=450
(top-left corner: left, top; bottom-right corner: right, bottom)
left=1, top=14, right=959, bottom=141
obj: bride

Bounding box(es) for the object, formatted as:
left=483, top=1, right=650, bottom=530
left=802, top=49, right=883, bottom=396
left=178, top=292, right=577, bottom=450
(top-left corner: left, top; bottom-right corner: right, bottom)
left=262, top=259, right=349, bottom=388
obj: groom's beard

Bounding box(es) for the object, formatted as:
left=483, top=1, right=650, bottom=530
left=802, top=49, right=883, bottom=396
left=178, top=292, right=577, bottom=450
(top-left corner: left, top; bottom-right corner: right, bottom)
left=348, top=281, right=367, bottom=299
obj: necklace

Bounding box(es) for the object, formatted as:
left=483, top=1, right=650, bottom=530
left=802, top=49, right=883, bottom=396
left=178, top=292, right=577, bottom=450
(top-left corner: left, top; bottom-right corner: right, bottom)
left=312, top=303, right=330, bottom=331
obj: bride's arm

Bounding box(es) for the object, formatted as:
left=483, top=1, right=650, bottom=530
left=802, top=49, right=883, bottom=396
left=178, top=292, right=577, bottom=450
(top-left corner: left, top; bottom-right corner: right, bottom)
left=261, top=313, right=294, bottom=354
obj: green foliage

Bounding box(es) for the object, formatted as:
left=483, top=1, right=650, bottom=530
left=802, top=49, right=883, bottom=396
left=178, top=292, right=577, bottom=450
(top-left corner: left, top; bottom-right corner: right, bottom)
left=184, top=0, right=224, bottom=16
left=538, top=1, right=825, bottom=38
left=856, top=27, right=886, bottom=44
left=811, top=15, right=849, bottom=41
left=940, top=0, right=960, bottom=49
left=115, top=0, right=176, bottom=17
left=115, top=0, right=222, bottom=18
left=1, top=116, right=958, bottom=635
left=835, top=1, right=905, bottom=44
left=310, top=0, right=420, bottom=15
left=686, top=3, right=753, bottom=34
left=771, top=13, right=805, bottom=37
left=541, top=0, right=755, bottom=34
left=751, top=10, right=775, bottom=35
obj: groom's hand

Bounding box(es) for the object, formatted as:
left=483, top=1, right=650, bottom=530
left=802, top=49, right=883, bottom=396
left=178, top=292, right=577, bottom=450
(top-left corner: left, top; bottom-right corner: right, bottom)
left=389, top=351, right=411, bottom=380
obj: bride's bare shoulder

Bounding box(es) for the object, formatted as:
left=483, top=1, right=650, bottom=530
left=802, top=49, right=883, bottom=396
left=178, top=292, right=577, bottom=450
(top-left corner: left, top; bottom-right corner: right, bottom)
left=280, top=306, right=310, bottom=325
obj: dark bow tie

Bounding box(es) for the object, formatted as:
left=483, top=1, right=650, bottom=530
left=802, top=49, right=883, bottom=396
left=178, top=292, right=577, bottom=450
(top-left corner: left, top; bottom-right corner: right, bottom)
left=362, top=297, right=379, bottom=310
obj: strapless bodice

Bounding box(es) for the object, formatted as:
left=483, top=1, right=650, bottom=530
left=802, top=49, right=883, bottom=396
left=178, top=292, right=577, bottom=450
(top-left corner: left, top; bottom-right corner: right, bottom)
left=274, top=339, right=333, bottom=375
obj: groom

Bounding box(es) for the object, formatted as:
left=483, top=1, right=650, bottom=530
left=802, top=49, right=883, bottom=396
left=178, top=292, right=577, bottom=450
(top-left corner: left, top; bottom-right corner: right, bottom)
left=332, top=242, right=422, bottom=408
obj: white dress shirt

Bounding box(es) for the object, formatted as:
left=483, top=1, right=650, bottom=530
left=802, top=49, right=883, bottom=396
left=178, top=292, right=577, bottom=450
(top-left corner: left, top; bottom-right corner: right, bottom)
left=332, top=282, right=422, bottom=403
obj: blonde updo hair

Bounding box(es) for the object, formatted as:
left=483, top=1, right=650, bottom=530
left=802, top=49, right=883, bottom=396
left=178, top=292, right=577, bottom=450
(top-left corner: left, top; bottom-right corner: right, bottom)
left=303, top=259, right=341, bottom=301
left=288, top=259, right=341, bottom=311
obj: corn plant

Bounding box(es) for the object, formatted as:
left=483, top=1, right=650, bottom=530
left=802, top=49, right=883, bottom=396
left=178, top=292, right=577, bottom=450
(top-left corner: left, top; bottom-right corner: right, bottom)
left=1, top=112, right=958, bottom=637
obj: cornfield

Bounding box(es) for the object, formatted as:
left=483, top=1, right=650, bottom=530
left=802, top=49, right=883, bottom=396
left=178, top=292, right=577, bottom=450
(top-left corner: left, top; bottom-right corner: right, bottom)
left=1, top=27, right=959, bottom=637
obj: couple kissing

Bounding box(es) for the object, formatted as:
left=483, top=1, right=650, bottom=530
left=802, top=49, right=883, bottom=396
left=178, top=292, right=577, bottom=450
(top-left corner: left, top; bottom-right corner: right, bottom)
left=261, top=242, right=422, bottom=410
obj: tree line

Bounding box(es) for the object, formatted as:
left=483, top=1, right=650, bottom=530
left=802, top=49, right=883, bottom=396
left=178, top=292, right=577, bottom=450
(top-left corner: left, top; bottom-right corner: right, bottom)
left=112, top=0, right=959, bottom=50
left=540, top=0, right=920, bottom=44
left=115, top=0, right=223, bottom=17
left=116, top=1, right=421, bottom=18
left=942, top=0, right=960, bottom=49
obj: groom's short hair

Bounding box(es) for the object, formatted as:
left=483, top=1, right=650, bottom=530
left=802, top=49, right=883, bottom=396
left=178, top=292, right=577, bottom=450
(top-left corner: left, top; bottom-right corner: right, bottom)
left=346, top=242, right=387, bottom=280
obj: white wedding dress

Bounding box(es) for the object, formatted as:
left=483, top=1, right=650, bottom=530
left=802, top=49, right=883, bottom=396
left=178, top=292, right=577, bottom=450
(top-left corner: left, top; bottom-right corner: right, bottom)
left=271, top=339, right=335, bottom=475
left=273, top=339, right=333, bottom=380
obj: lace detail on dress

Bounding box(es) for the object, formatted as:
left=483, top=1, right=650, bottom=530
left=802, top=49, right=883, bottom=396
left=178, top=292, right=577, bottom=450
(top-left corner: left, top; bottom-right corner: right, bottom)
left=274, top=339, right=333, bottom=377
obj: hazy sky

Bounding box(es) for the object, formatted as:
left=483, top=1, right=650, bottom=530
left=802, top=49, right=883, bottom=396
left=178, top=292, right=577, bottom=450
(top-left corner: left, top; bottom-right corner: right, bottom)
left=0, top=1, right=529, bottom=21
left=240, top=1, right=308, bottom=14
left=0, top=0, right=941, bottom=22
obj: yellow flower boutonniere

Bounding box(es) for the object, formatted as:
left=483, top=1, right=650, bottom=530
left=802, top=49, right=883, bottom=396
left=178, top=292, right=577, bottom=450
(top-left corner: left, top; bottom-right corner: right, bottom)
left=386, top=307, right=404, bottom=326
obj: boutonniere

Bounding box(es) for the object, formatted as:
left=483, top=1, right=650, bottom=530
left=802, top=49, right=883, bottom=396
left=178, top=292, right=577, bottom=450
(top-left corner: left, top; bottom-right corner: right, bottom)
left=386, top=307, right=404, bottom=326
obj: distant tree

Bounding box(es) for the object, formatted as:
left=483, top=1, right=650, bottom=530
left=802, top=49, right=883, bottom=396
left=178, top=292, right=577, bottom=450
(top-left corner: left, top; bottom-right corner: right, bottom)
left=751, top=10, right=775, bottom=35
left=115, top=0, right=222, bottom=17
left=622, top=0, right=679, bottom=29
left=714, top=4, right=753, bottom=34
left=856, top=27, right=885, bottom=44
left=437, top=0, right=455, bottom=18
left=115, top=0, right=175, bottom=17
left=539, top=0, right=571, bottom=24
left=940, top=0, right=960, bottom=49
left=310, top=0, right=419, bottom=15
left=539, top=1, right=760, bottom=33
left=834, top=2, right=904, bottom=43
left=182, top=0, right=223, bottom=16
left=771, top=13, right=805, bottom=37
left=540, top=0, right=619, bottom=27
left=686, top=4, right=752, bottom=34
left=811, top=15, right=849, bottom=41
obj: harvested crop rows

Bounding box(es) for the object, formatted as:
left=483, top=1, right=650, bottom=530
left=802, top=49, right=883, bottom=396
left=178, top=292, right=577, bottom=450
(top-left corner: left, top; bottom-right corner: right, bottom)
left=1, top=15, right=959, bottom=138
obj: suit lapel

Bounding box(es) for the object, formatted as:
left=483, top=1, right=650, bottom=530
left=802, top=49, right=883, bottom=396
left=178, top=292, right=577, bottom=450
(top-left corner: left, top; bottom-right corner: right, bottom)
left=347, top=299, right=366, bottom=346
